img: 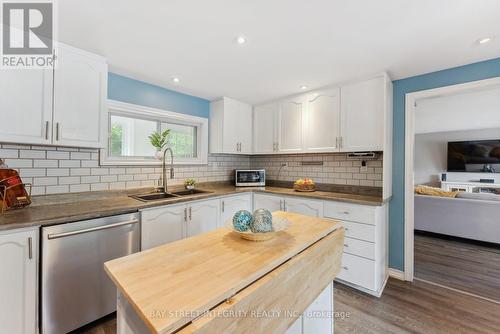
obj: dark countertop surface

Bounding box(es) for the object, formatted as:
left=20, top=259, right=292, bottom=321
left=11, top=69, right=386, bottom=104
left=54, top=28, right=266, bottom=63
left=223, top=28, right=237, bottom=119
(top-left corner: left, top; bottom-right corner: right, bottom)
left=0, top=182, right=387, bottom=231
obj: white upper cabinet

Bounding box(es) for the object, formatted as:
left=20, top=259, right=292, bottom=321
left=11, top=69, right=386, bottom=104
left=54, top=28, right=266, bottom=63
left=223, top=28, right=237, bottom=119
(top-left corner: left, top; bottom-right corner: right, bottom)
left=304, top=88, right=341, bottom=152
left=0, top=70, right=53, bottom=145
left=209, top=97, right=253, bottom=154
left=0, top=43, right=107, bottom=148
left=53, top=44, right=108, bottom=148
left=340, top=76, right=386, bottom=152
left=0, top=228, right=38, bottom=334
left=278, top=96, right=305, bottom=153
left=253, top=102, right=279, bottom=154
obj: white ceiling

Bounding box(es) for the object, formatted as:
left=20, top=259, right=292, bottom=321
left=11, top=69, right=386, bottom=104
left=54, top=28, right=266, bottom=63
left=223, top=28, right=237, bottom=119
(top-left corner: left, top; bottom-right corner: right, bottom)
left=58, top=0, right=500, bottom=104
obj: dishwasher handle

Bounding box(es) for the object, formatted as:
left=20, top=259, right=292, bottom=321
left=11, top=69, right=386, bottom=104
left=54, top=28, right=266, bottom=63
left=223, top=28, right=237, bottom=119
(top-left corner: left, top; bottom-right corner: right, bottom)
left=47, top=219, right=140, bottom=240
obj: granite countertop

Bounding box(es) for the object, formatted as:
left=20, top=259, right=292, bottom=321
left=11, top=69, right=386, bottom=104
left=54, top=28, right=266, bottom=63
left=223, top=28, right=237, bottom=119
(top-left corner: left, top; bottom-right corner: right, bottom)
left=0, top=182, right=387, bottom=231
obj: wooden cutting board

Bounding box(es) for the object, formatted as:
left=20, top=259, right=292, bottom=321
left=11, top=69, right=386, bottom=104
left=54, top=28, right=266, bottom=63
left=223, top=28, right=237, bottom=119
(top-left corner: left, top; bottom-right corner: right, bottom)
left=104, top=212, right=342, bottom=334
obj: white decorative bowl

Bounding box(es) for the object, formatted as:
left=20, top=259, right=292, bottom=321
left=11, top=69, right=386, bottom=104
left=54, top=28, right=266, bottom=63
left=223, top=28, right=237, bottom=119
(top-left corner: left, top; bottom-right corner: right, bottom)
left=225, top=214, right=291, bottom=241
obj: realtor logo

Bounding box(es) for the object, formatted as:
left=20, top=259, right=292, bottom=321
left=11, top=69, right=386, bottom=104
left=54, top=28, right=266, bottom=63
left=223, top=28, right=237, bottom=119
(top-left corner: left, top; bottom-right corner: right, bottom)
left=1, top=1, right=55, bottom=69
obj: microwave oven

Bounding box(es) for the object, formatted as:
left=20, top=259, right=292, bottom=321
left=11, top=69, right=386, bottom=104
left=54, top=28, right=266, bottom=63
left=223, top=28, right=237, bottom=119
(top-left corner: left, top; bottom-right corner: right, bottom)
left=235, top=170, right=266, bottom=187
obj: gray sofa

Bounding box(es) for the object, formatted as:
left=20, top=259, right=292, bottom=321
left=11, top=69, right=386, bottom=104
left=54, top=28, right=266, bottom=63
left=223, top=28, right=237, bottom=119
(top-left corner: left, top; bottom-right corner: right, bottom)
left=415, top=193, right=500, bottom=244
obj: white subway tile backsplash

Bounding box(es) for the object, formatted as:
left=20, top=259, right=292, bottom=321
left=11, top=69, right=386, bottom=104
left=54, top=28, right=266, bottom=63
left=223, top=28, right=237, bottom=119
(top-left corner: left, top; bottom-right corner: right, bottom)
left=46, top=185, right=70, bottom=194
left=70, top=152, right=91, bottom=160
left=20, top=168, right=46, bottom=177
left=34, top=160, right=58, bottom=168
left=20, top=149, right=46, bottom=159
left=33, top=177, right=58, bottom=186
left=47, top=151, right=70, bottom=160
left=59, top=176, right=81, bottom=185
left=80, top=176, right=100, bottom=184
left=0, top=149, right=19, bottom=158
left=70, top=168, right=91, bottom=176
left=70, top=184, right=90, bottom=193
left=46, top=168, right=70, bottom=177
left=5, top=159, right=33, bottom=168
left=59, top=160, right=80, bottom=168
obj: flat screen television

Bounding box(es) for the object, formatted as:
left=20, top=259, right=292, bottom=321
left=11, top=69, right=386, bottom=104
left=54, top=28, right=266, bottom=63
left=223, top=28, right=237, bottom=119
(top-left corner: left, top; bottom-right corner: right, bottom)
left=447, top=140, right=500, bottom=172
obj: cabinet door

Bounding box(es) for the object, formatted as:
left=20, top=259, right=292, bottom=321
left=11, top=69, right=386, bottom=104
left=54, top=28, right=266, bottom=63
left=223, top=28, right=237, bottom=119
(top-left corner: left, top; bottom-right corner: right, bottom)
left=305, top=88, right=340, bottom=152
left=253, top=193, right=282, bottom=212
left=221, top=194, right=253, bottom=226
left=221, top=98, right=253, bottom=154
left=187, top=199, right=220, bottom=237
left=278, top=96, right=305, bottom=153
left=0, top=228, right=38, bottom=334
left=303, top=282, right=333, bottom=334
left=340, top=77, right=385, bottom=152
left=0, top=69, right=53, bottom=145
left=53, top=44, right=107, bottom=148
left=285, top=197, right=323, bottom=217
left=253, top=103, right=278, bottom=154
left=141, top=204, right=186, bottom=250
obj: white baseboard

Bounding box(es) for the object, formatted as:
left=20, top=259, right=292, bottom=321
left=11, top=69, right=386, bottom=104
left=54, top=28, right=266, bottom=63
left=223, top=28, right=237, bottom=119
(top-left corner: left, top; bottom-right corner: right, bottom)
left=388, top=268, right=405, bottom=281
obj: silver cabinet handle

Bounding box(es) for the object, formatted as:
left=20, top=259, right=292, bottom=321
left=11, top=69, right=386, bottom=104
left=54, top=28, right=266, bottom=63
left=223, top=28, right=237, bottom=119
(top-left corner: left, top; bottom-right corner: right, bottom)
left=340, top=137, right=343, bottom=149
left=28, top=237, right=33, bottom=259
left=336, top=137, right=339, bottom=148
left=189, top=207, right=192, bottom=221
left=56, top=122, right=60, bottom=141
left=221, top=200, right=225, bottom=213
left=45, top=121, right=49, bottom=140
left=47, top=219, right=139, bottom=239
left=184, top=208, right=187, bottom=222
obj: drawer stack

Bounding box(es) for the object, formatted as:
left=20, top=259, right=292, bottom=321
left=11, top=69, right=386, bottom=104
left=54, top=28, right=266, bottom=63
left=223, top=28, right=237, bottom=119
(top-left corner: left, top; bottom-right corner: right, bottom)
left=324, top=201, right=388, bottom=297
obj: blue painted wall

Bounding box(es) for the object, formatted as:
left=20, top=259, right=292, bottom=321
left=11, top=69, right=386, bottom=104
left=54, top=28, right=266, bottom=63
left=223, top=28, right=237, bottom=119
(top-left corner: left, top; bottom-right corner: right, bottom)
left=389, top=57, right=500, bottom=270
left=108, top=73, right=210, bottom=118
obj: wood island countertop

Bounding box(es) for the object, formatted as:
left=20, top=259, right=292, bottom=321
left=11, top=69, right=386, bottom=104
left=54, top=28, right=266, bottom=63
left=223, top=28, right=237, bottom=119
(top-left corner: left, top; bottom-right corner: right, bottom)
left=104, top=212, right=343, bottom=334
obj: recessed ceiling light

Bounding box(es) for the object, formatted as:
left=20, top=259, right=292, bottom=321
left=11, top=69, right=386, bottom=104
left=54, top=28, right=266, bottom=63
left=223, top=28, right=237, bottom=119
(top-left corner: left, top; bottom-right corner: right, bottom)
left=300, top=85, right=307, bottom=90
left=477, top=37, right=492, bottom=44
left=235, top=36, right=247, bottom=45
left=172, top=77, right=180, bottom=83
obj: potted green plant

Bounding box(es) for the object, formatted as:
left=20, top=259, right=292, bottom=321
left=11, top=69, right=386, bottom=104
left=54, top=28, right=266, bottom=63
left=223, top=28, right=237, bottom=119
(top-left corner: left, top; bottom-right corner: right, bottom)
left=148, top=129, right=170, bottom=159
left=184, top=178, right=197, bottom=190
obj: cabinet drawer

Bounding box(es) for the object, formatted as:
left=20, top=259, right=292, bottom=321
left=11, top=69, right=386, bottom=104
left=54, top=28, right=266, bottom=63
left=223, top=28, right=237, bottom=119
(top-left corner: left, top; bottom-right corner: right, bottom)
left=341, top=221, right=375, bottom=242
left=324, top=201, right=374, bottom=224
left=343, top=236, right=375, bottom=260
left=336, top=253, right=375, bottom=290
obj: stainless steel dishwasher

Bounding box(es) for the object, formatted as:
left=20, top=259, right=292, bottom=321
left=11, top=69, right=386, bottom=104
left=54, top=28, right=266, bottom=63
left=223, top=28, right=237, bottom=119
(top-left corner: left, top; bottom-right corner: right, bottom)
left=41, top=213, right=140, bottom=334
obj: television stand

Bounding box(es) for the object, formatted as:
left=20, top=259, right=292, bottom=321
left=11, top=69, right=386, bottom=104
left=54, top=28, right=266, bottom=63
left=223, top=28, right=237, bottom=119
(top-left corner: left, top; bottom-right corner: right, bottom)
left=441, top=181, right=500, bottom=193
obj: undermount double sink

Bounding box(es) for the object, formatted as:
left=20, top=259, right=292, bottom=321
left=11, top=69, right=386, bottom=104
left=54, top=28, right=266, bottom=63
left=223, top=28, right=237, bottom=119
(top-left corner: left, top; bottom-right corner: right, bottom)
left=130, top=189, right=211, bottom=202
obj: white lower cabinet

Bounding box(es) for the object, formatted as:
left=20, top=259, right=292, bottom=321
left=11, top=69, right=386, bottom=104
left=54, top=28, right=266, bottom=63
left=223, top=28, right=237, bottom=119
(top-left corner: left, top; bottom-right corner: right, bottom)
left=141, top=198, right=222, bottom=250
left=324, top=201, right=388, bottom=297
left=0, top=227, right=38, bottom=334
left=253, top=193, right=323, bottom=217
left=220, top=194, right=253, bottom=226
left=253, top=193, right=283, bottom=212
left=284, top=197, right=323, bottom=217
left=187, top=199, right=220, bottom=237
left=141, top=203, right=186, bottom=250
left=285, top=282, right=334, bottom=334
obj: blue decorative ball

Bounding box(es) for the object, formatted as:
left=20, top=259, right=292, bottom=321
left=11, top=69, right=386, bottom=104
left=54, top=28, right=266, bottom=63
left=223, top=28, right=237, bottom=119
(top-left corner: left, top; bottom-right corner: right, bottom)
left=251, top=209, right=273, bottom=233
left=232, top=210, right=253, bottom=232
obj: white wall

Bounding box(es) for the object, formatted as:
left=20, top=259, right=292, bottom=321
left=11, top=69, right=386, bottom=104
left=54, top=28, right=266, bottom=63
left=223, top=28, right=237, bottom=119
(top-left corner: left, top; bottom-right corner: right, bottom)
left=415, top=84, right=500, bottom=134
left=415, top=128, right=500, bottom=185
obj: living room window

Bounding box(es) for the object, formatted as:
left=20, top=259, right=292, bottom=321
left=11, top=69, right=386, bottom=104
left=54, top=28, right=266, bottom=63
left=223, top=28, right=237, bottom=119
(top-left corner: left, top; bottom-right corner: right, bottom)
left=101, top=100, right=208, bottom=165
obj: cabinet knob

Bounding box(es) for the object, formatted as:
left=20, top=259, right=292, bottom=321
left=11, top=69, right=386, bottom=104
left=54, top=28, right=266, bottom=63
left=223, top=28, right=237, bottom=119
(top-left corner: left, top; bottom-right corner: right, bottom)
left=344, top=244, right=349, bottom=248
left=344, top=227, right=349, bottom=231
left=342, top=266, right=349, bottom=270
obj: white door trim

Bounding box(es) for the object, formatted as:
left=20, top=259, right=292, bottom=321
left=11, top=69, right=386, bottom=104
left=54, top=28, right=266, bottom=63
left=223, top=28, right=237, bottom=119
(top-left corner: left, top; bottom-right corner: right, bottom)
left=404, top=76, right=500, bottom=282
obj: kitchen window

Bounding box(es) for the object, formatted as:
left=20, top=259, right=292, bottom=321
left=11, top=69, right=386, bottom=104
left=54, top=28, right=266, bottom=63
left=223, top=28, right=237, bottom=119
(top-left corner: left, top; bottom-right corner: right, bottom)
left=101, top=100, right=208, bottom=165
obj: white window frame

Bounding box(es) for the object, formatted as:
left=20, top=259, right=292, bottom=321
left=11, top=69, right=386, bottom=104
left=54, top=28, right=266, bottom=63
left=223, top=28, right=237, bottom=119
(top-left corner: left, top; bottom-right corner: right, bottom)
left=100, top=100, right=208, bottom=165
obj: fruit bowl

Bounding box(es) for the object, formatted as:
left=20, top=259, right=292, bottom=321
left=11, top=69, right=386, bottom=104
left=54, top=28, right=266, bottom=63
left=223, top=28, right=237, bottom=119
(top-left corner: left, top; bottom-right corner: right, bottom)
left=225, top=214, right=291, bottom=241
left=293, top=178, right=316, bottom=192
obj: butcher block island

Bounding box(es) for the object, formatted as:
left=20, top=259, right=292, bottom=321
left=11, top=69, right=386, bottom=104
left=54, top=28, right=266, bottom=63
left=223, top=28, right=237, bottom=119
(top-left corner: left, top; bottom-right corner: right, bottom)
left=104, top=212, right=344, bottom=334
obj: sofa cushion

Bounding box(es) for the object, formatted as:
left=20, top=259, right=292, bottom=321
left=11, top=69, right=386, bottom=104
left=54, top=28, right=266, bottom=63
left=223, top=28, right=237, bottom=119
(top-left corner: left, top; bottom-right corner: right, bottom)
left=456, top=191, right=500, bottom=201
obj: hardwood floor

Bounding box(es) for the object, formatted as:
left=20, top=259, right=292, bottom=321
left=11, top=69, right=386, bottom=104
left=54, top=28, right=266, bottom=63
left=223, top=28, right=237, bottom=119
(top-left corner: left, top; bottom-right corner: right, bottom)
left=414, top=232, right=500, bottom=302
left=335, top=278, right=500, bottom=334
left=79, top=278, right=500, bottom=334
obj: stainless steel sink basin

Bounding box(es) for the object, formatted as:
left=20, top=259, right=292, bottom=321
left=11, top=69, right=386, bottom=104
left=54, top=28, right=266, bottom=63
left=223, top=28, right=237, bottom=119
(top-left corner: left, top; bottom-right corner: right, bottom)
left=130, top=189, right=211, bottom=202
left=172, top=189, right=211, bottom=196
left=130, top=192, right=179, bottom=202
